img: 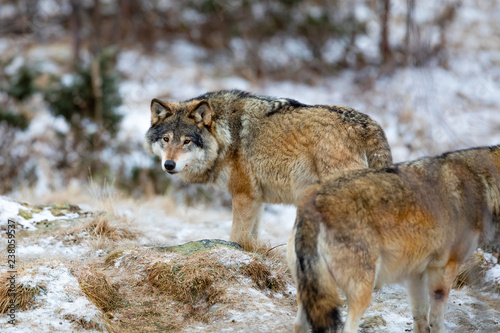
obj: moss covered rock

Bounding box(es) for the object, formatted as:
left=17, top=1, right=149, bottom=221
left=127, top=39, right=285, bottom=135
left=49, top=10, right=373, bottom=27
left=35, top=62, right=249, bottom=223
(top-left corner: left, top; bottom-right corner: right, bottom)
left=155, top=239, right=243, bottom=256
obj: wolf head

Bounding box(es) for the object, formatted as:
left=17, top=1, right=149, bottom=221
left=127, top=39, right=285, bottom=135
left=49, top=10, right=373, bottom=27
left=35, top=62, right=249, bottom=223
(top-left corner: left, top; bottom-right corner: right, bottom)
left=144, top=98, right=220, bottom=181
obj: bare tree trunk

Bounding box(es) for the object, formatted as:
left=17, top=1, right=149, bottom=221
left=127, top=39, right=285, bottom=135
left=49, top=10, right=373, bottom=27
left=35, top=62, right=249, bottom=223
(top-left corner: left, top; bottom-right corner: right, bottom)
left=434, top=4, right=457, bottom=68
left=90, top=0, right=103, bottom=56
left=90, top=0, right=103, bottom=146
left=24, top=0, right=38, bottom=34
left=91, top=60, right=103, bottom=126
left=404, top=0, right=416, bottom=66
left=119, top=0, right=133, bottom=44
left=379, top=0, right=392, bottom=66
left=70, top=0, right=82, bottom=64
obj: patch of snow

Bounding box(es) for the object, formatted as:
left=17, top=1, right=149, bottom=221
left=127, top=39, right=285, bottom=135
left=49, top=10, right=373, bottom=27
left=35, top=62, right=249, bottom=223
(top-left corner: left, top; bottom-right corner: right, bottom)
left=170, top=40, right=207, bottom=66
left=481, top=250, right=500, bottom=286
left=0, top=196, right=26, bottom=224
left=189, top=285, right=294, bottom=333
left=0, top=39, right=9, bottom=54
left=16, top=244, right=46, bottom=256
left=60, top=73, right=74, bottom=87
left=354, top=4, right=371, bottom=22
left=0, top=262, right=101, bottom=333
left=0, top=197, right=80, bottom=230
left=0, top=4, right=16, bottom=20
left=4, top=56, right=24, bottom=76
left=52, top=116, right=70, bottom=134
left=322, top=39, right=346, bottom=64
left=210, top=247, right=254, bottom=267
left=486, top=265, right=500, bottom=285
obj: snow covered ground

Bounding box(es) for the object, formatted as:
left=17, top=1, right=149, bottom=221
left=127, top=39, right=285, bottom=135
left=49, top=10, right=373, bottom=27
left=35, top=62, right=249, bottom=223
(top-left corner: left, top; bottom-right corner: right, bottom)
left=1, top=0, right=500, bottom=331
left=0, top=193, right=499, bottom=332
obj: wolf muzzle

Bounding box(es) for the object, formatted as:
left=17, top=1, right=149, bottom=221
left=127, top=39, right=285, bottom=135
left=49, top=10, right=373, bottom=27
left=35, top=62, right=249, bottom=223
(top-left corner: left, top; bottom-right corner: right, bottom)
left=164, top=160, right=177, bottom=173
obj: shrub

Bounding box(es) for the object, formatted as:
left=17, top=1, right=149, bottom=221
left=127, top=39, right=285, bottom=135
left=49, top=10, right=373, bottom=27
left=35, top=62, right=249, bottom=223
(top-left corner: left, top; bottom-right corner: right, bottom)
left=0, top=108, right=29, bottom=130
left=2, top=60, right=38, bottom=101
left=44, top=48, right=122, bottom=143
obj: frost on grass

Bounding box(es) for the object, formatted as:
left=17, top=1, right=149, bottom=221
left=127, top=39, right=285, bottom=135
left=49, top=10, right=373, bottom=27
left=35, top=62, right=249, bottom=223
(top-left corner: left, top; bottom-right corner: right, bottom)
left=455, top=249, right=500, bottom=292
left=75, top=269, right=121, bottom=314
left=145, top=244, right=291, bottom=320
left=481, top=250, right=500, bottom=290
left=0, top=261, right=106, bottom=332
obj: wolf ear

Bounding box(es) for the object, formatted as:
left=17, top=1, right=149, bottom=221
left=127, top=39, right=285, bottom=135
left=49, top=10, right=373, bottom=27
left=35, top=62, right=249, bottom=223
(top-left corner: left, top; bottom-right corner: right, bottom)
left=188, top=101, right=212, bottom=129
left=150, top=98, right=174, bottom=125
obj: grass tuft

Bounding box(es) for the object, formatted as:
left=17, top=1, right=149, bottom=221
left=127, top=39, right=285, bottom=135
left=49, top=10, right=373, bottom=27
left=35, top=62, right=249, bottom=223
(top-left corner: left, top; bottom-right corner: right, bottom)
left=240, top=259, right=287, bottom=292
left=0, top=272, right=45, bottom=313
left=76, top=269, right=121, bottom=313
left=454, top=251, right=499, bottom=292
left=62, top=313, right=102, bottom=330
left=146, top=254, right=231, bottom=316
left=84, top=212, right=135, bottom=241
left=236, top=237, right=274, bottom=256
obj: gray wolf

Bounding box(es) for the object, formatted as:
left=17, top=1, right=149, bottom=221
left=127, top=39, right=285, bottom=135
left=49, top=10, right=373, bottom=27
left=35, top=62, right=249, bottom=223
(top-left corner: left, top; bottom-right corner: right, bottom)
left=144, top=89, right=392, bottom=245
left=288, top=145, right=500, bottom=333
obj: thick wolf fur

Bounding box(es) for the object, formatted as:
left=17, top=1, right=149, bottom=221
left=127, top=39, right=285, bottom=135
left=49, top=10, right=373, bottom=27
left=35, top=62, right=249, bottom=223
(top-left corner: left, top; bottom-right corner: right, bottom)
left=145, top=89, right=392, bottom=244
left=288, top=145, right=500, bottom=333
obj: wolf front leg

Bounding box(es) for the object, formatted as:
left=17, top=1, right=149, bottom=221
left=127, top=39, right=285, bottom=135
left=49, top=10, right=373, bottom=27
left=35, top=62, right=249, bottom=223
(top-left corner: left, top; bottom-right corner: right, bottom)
left=426, top=261, right=459, bottom=333
left=408, top=273, right=430, bottom=333
left=230, top=193, right=263, bottom=245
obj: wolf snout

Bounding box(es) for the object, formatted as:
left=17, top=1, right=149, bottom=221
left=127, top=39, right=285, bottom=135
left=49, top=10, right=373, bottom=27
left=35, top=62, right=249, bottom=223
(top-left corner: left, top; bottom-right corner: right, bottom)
left=164, top=160, right=176, bottom=171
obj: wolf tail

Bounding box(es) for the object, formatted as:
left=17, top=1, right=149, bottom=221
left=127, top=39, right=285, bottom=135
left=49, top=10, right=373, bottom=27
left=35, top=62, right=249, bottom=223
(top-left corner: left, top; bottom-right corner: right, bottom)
left=364, top=124, right=393, bottom=169
left=295, top=212, right=342, bottom=333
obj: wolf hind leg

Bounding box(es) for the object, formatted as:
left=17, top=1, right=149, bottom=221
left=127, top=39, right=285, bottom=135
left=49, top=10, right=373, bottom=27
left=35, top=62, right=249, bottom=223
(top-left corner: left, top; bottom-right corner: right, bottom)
left=342, top=276, right=375, bottom=333
left=426, top=260, right=459, bottom=333
left=408, top=273, right=430, bottom=333
left=293, top=296, right=309, bottom=333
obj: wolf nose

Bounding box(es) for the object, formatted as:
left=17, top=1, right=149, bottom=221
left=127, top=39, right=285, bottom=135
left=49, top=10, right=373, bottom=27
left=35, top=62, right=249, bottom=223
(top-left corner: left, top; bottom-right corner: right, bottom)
left=164, top=160, right=176, bottom=171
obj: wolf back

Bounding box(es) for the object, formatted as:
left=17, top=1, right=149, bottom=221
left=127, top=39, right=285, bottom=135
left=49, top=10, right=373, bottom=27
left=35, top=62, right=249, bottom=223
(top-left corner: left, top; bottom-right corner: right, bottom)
left=288, top=145, right=500, bottom=333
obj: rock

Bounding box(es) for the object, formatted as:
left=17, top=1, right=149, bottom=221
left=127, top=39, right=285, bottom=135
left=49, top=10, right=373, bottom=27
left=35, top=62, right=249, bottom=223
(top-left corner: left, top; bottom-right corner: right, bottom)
left=155, top=239, right=243, bottom=256
left=18, top=209, right=33, bottom=220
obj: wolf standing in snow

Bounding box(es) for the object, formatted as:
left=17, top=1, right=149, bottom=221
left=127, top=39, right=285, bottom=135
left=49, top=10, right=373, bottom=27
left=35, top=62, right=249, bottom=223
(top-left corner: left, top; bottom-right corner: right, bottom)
left=288, top=145, right=500, bottom=333
left=144, top=89, right=392, bottom=245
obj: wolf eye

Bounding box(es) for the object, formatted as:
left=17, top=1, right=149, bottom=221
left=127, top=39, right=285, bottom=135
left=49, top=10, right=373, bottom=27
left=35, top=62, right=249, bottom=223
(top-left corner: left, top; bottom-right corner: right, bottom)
left=184, top=139, right=191, bottom=145
left=163, top=137, right=169, bottom=142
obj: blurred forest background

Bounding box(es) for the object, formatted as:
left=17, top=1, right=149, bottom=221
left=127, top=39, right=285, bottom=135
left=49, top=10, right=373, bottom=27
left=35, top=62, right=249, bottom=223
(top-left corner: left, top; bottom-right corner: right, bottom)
left=0, top=0, right=498, bottom=201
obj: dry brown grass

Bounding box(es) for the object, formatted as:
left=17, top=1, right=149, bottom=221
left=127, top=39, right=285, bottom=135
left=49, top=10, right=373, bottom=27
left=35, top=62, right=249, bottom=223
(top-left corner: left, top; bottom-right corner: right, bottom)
left=236, top=237, right=280, bottom=256
left=76, top=268, right=121, bottom=313
left=84, top=212, right=136, bottom=241
left=146, top=254, right=231, bottom=317
left=104, top=248, right=127, bottom=266
left=454, top=251, right=499, bottom=292
left=0, top=272, right=45, bottom=313
left=144, top=243, right=291, bottom=321
left=240, top=259, right=287, bottom=293
left=62, top=313, right=109, bottom=331
left=59, top=211, right=137, bottom=252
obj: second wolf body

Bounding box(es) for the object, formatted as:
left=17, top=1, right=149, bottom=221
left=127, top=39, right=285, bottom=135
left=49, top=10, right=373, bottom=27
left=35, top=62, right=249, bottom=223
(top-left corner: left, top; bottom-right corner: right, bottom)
left=288, top=145, right=500, bottom=333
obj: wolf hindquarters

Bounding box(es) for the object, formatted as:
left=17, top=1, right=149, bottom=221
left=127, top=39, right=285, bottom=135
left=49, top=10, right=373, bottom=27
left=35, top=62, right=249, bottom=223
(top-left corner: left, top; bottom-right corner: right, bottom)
left=290, top=145, right=500, bottom=332
left=290, top=216, right=343, bottom=333
left=290, top=206, right=377, bottom=333
left=291, top=196, right=454, bottom=333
